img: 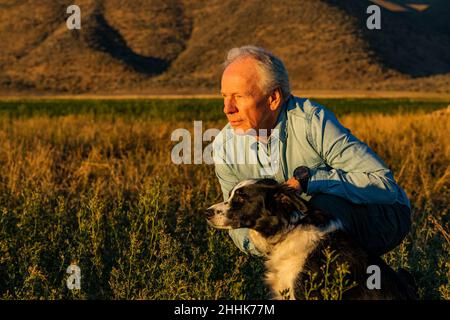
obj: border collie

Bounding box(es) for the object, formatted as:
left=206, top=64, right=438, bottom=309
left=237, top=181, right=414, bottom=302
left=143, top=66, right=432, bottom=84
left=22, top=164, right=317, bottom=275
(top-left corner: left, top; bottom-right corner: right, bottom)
left=205, top=178, right=417, bottom=300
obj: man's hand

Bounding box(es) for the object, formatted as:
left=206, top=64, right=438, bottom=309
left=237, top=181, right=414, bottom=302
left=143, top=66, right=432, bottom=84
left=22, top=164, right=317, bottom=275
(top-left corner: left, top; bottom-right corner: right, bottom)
left=284, top=177, right=302, bottom=194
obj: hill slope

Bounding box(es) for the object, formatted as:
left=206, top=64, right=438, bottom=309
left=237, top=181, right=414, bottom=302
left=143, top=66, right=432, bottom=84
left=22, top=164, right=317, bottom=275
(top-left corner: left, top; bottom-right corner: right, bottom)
left=0, top=0, right=449, bottom=94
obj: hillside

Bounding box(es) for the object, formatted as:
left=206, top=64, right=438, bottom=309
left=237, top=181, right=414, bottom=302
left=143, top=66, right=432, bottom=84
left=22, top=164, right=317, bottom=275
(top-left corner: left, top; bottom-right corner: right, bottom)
left=0, top=0, right=449, bottom=94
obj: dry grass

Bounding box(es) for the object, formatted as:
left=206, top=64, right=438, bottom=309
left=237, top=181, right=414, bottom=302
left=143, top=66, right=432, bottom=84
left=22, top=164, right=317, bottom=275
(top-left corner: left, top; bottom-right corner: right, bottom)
left=0, top=106, right=448, bottom=299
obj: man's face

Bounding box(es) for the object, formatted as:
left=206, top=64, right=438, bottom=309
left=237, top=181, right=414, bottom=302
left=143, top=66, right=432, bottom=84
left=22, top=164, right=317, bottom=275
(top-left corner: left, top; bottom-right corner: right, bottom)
left=220, top=58, right=273, bottom=133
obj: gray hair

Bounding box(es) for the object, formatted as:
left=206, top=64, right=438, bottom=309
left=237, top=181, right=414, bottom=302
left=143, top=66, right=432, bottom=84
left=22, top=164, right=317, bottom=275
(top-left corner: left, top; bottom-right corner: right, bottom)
left=223, top=45, right=291, bottom=101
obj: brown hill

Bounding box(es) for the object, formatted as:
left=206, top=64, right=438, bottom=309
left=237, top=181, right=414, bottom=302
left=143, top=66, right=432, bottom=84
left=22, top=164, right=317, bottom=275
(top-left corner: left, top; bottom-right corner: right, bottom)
left=0, top=0, right=449, bottom=94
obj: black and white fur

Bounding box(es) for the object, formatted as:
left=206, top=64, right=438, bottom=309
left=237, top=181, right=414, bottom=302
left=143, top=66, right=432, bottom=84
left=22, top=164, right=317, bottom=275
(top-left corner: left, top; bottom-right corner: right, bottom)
left=205, top=178, right=417, bottom=300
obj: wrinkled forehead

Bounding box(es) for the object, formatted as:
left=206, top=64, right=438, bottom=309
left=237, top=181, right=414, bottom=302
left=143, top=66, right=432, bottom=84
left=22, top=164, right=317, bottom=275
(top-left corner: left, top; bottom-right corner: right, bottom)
left=221, top=58, right=262, bottom=93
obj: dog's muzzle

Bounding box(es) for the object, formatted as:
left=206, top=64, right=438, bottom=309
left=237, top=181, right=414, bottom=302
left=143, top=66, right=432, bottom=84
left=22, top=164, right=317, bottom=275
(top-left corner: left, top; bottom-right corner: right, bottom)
left=204, top=205, right=233, bottom=229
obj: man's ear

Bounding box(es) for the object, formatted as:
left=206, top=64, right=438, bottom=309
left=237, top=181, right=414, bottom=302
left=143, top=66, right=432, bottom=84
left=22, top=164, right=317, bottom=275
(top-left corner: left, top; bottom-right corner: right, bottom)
left=268, top=87, right=282, bottom=111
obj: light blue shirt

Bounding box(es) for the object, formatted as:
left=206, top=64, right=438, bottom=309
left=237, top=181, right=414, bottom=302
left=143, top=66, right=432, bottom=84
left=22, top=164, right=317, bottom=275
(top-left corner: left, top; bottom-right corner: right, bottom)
left=213, top=96, right=410, bottom=255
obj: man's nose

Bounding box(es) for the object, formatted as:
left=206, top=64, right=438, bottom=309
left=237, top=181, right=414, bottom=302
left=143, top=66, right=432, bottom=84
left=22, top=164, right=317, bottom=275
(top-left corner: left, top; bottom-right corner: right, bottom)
left=223, top=98, right=237, bottom=114
left=205, top=208, right=215, bottom=218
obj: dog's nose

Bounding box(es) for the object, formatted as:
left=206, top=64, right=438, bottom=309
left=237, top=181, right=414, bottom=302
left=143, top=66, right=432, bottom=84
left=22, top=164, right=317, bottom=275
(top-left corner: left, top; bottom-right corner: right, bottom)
left=205, top=208, right=215, bottom=218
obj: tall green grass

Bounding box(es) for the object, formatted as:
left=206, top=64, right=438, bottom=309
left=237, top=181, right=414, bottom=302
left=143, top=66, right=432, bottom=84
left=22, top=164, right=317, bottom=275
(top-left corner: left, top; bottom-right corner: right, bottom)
left=0, top=98, right=447, bottom=119
left=0, top=99, right=448, bottom=299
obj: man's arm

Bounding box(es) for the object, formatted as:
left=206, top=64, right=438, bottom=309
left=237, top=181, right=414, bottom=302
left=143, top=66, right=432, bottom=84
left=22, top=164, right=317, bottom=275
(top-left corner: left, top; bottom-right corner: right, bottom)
left=214, top=163, right=237, bottom=202
left=305, top=105, right=401, bottom=205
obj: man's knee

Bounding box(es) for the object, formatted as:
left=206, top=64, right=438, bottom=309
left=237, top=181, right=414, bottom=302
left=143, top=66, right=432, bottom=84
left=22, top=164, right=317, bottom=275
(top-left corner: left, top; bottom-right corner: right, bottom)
left=376, top=204, right=411, bottom=255
left=308, top=193, right=412, bottom=256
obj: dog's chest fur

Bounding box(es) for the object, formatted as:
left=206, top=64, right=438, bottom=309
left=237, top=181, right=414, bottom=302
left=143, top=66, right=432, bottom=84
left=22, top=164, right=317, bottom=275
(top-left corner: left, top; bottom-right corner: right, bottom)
left=249, top=226, right=328, bottom=300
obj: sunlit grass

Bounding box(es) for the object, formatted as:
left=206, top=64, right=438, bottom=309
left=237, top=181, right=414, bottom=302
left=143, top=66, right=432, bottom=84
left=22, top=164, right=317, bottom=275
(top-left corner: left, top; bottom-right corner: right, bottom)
left=0, top=99, right=448, bottom=299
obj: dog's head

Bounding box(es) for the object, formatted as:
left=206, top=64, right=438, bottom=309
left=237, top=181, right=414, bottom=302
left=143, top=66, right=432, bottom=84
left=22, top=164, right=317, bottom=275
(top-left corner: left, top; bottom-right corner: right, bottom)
left=205, top=178, right=309, bottom=237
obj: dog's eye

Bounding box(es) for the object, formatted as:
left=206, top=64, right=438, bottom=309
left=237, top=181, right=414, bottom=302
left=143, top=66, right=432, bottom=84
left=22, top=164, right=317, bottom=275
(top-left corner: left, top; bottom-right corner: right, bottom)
left=232, top=195, right=245, bottom=205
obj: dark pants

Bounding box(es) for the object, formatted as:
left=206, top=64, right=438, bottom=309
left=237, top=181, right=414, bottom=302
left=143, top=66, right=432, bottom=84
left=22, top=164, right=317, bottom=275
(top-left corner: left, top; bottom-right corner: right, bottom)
left=309, top=194, right=412, bottom=256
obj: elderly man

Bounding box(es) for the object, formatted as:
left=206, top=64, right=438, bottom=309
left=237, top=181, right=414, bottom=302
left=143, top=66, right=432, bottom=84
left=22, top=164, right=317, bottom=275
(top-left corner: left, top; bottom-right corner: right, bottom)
left=213, top=45, right=411, bottom=257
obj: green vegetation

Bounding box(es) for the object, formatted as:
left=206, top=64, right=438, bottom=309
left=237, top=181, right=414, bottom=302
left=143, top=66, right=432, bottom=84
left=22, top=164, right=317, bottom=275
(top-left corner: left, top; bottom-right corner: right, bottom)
left=0, top=99, right=448, bottom=299
left=0, top=98, right=447, bottom=120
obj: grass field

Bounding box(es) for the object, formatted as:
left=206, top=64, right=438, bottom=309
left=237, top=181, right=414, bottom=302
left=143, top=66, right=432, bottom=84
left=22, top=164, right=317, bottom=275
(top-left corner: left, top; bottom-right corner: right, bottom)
left=0, top=98, right=448, bottom=299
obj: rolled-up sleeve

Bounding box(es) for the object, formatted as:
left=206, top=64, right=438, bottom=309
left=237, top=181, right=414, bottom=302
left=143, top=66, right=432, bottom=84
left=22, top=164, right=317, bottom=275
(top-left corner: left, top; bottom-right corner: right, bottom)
left=306, top=106, right=400, bottom=205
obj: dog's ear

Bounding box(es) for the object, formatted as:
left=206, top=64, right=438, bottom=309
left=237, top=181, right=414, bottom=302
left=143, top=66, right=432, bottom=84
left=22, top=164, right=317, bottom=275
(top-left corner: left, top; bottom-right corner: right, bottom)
left=273, top=185, right=308, bottom=213
left=256, top=178, right=279, bottom=186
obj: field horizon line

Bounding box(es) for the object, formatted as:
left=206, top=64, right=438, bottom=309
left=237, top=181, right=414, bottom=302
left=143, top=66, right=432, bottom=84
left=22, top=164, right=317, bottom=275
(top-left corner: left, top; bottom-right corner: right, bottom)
left=0, top=90, right=450, bottom=101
